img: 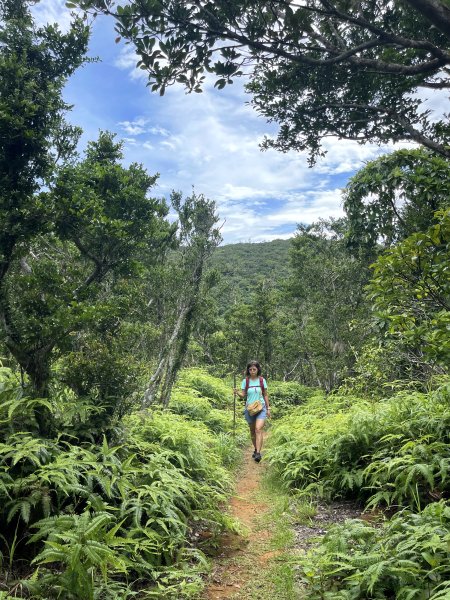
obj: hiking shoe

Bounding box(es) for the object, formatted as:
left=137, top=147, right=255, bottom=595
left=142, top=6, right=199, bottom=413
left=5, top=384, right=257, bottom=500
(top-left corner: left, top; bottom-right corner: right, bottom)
left=252, top=449, right=257, bottom=459
left=254, top=452, right=262, bottom=463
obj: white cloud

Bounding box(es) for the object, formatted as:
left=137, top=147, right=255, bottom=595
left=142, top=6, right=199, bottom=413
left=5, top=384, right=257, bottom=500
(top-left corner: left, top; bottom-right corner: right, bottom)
left=113, top=78, right=396, bottom=243
left=118, top=117, right=149, bottom=135
left=31, top=6, right=436, bottom=245
left=215, top=189, right=345, bottom=243
left=31, top=0, right=73, bottom=31
left=114, top=45, right=149, bottom=81
left=149, top=126, right=170, bottom=137
left=413, top=85, right=449, bottom=123
left=270, top=189, right=345, bottom=225
left=122, top=137, right=138, bottom=146
left=316, top=139, right=390, bottom=174
left=118, top=118, right=171, bottom=138
left=120, top=124, right=146, bottom=135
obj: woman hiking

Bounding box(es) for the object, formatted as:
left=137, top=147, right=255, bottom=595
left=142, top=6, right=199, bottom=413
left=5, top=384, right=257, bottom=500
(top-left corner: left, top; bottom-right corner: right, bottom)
left=234, top=360, right=271, bottom=463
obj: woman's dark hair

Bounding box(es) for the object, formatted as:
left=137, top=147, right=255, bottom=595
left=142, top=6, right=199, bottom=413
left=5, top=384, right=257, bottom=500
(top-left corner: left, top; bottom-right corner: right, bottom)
left=245, top=360, right=262, bottom=376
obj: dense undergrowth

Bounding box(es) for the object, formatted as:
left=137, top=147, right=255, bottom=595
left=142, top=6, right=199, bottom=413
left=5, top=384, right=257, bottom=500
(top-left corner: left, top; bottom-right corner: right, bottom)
left=267, top=382, right=450, bottom=599
left=3, top=364, right=450, bottom=600
left=0, top=367, right=247, bottom=599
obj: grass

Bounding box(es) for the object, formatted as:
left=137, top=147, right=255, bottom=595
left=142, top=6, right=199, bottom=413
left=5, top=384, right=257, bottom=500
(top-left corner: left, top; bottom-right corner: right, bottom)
left=203, top=466, right=303, bottom=600
left=291, top=497, right=318, bottom=526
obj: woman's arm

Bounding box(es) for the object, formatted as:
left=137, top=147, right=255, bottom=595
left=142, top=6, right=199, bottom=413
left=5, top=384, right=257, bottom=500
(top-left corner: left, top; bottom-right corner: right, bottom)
left=263, top=380, right=271, bottom=416
left=234, top=379, right=246, bottom=399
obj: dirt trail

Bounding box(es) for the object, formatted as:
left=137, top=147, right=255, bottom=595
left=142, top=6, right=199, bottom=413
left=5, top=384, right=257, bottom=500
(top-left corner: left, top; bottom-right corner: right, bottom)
left=201, top=438, right=364, bottom=600
left=203, top=435, right=275, bottom=599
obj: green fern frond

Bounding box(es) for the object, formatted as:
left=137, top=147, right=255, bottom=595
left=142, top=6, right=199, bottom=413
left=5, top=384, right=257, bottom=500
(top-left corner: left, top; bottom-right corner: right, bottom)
left=7, top=499, right=33, bottom=524
left=349, top=552, right=384, bottom=568
left=401, top=463, right=435, bottom=490
left=84, top=512, right=113, bottom=537
left=365, top=560, right=389, bottom=593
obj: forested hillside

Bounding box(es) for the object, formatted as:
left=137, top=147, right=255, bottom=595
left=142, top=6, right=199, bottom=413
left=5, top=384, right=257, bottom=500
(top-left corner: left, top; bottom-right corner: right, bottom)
left=209, top=239, right=290, bottom=312
left=1, top=0, right=450, bottom=599
left=198, top=219, right=373, bottom=387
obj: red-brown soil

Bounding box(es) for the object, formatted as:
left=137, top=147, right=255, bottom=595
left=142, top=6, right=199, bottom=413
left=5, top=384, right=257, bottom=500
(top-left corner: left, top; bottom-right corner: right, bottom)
left=203, top=438, right=274, bottom=599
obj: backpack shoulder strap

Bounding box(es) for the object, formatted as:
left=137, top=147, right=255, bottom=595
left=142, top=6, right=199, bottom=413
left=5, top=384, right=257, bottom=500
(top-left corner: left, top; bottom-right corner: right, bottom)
left=259, top=376, right=265, bottom=395
left=245, top=377, right=250, bottom=395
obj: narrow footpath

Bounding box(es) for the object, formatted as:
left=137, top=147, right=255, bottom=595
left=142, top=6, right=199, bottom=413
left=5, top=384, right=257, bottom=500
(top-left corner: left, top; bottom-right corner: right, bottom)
left=203, top=434, right=290, bottom=600
left=201, top=438, right=363, bottom=599
left=201, top=434, right=368, bottom=600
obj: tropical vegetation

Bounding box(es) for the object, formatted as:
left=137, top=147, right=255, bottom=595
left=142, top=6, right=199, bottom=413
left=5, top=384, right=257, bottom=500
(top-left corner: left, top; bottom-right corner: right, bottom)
left=1, top=0, right=449, bottom=598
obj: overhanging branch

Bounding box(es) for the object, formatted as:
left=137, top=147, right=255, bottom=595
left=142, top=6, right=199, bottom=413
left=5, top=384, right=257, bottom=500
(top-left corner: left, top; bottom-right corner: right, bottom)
left=404, top=0, right=450, bottom=40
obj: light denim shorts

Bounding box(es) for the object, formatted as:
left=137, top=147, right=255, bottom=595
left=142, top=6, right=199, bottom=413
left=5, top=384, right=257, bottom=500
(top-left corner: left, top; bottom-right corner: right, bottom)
left=243, top=405, right=267, bottom=424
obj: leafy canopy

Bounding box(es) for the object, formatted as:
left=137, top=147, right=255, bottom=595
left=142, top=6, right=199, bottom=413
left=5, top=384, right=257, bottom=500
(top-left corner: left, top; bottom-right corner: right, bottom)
left=1, top=130, right=171, bottom=436
left=368, top=208, right=450, bottom=368
left=288, top=218, right=370, bottom=390
left=0, top=0, right=89, bottom=282
left=344, top=149, right=450, bottom=250
left=73, top=0, right=450, bottom=163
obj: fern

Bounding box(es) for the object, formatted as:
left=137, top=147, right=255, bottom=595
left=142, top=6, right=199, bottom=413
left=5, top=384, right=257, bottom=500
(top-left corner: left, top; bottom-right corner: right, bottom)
left=365, top=560, right=389, bottom=594
left=301, top=501, right=450, bottom=599
left=430, top=582, right=450, bottom=600
left=31, top=510, right=129, bottom=599
left=0, top=369, right=254, bottom=598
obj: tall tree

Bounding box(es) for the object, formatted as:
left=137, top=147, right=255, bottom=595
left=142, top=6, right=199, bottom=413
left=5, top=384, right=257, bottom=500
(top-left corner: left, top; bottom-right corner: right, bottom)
left=142, top=191, right=221, bottom=408
left=288, top=218, right=370, bottom=390
left=344, top=149, right=450, bottom=251
left=75, top=0, right=450, bottom=162
left=221, top=279, right=278, bottom=376
left=1, top=132, right=171, bottom=435
left=0, top=0, right=88, bottom=285
left=0, top=0, right=89, bottom=434
left=368, top=208, right=450, bottom=374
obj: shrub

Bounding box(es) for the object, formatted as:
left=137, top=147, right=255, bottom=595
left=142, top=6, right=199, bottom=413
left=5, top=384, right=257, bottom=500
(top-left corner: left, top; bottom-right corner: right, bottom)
left=175, top=369, right=230, bottom=408
left=0, top=367, right=240, bottom=599
left=301, top=501, right=450, bottom=599
left=269, top=381, right=318, bottom=408
left=169, top=389, right=213, bottom=421
left=170, top=369, right=247, bottom=440
left=125, top=411, right=230, bottom=487
left=267, top=384, right=450, bottom=509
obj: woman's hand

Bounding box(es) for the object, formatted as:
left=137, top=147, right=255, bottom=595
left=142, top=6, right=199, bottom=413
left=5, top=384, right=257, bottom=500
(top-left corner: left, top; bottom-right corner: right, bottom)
left=234, top=388, right=243, bottom=398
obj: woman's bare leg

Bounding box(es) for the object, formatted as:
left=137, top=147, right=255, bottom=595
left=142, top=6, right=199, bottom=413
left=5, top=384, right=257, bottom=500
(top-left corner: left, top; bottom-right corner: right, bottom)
left=255, top=419, right=265, bottom=452
left=249, top=422, right=256, bottom=449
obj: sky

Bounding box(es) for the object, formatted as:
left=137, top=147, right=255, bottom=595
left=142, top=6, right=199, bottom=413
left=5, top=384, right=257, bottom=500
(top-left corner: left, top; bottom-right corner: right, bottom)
left=31, top=0, right=422, bottom=245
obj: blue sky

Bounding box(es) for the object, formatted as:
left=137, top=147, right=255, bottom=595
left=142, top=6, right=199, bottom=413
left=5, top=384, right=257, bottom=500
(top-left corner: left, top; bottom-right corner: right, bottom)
left=32, top=0, right=424, bottom=244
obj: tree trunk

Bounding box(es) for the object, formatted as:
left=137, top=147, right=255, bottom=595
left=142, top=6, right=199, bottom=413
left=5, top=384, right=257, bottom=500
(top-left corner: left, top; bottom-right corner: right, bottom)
left=27, top=355, right=55, bottom=437
left=142, top=191, right=220, bottom=408
left=405, top=0, right=450, bottom=39
left=159, top=304, right=196, bottom=408
left=304, top=354, right=323, bottom=389
left=142, top=303, right=190, bottom=408
left=1, top=300, right=55, bottom=436
left=10, top=344, right=56, bottom=437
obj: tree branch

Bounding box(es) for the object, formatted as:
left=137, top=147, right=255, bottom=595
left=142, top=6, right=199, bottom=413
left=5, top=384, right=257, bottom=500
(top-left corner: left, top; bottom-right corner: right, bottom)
left=404, top=0, right=450, bottom=40
left=393, top=113, right=450, bottom=159
left=177, top=1, right=450, bottom=73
